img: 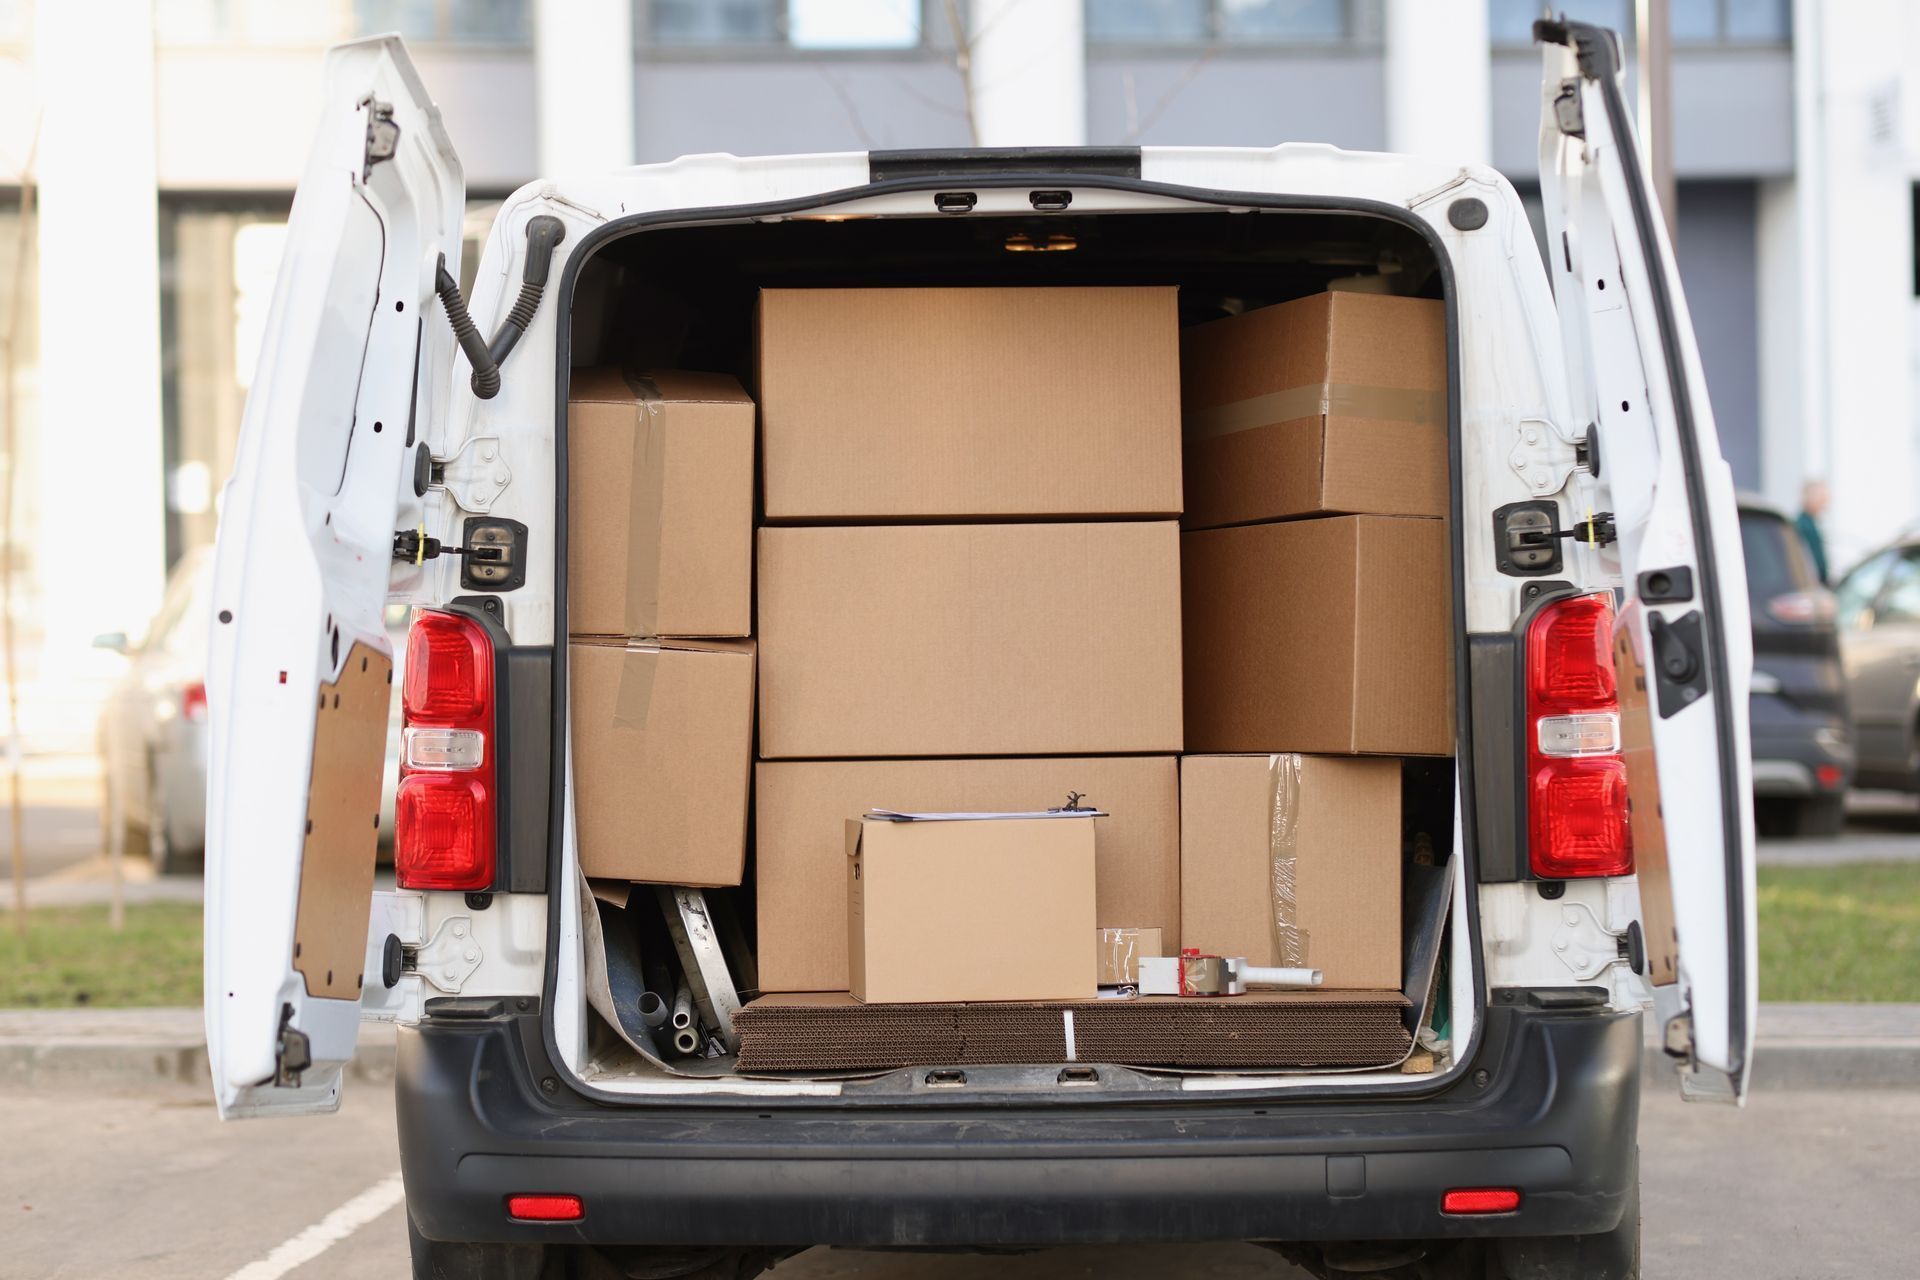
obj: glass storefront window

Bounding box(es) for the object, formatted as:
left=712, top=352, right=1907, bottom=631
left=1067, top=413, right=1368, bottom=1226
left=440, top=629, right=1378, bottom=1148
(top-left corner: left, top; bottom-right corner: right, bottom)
left=353, top=0, right=532, bottom=43
left=650, top=0, right=922, bottom=49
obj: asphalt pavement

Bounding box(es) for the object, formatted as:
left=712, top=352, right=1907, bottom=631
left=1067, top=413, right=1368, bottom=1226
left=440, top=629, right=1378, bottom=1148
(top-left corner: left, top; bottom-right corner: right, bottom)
left=3, top=1074, right=1917, bottom=1279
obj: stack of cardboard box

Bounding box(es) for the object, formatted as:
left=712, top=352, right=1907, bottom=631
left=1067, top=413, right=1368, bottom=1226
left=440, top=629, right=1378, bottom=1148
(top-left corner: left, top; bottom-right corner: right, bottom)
left=1178, top=290, right=1452, bottom=991
left=567, top=369, right=758, bottom=888
left=753, top=287, right=1187, bottom=1002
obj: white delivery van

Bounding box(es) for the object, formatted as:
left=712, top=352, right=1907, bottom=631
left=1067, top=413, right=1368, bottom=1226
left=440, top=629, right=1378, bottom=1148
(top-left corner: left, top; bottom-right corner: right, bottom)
left=203, top=19, right=1753, bottom=1280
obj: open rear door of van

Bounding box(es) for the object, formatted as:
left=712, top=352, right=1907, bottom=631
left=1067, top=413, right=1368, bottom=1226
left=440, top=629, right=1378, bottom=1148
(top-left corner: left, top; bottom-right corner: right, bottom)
left=203, top=37, right=463, bottom=1118
left=1535, top=20, right=1758, bottom=1103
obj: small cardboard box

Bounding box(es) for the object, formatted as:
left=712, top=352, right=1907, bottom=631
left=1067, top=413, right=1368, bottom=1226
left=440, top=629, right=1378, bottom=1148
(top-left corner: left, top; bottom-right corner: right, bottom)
left=847, top=814, right=1098, bottom=1004
left=758, top=522, right=1183, bottom=758
left=1096, top=927, right=1164, bottom=986
left=755, top=756, right=1179, bottom=993
left=1181, top=754, right=1401, bottom=989
left=1180, top=291, right=1447, bottom=531
left=569, top=638, right=754, bottom=886
left=757, top=287, right=1182, bottom=520
left=1183, top=515, right=1452, bottom=757
left=567, top=368, right=753, bottom=638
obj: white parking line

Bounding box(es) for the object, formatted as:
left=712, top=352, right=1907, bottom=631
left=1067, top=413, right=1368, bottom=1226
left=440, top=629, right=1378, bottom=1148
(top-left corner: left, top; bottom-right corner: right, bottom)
left=223, top=1172, right=406, bottom=1280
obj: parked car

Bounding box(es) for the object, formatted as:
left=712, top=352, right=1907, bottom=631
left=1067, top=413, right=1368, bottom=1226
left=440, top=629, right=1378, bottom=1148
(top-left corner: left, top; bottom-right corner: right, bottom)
left=95, top=548, right=215, bottom=875
left=1739, top=496, right=1853, bottom=836
left=1833, top=533, right=1920, bottom=793
left=202, top=22, right=1755, bottom=1280
left=96, top=550, right=407, bottom=874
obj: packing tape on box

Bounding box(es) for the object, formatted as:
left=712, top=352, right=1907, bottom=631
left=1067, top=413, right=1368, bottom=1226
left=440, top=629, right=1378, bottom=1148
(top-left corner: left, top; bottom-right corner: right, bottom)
left=1186, top=383, right=1446, bottom=443
left=620, top=371, right=668, bottom=638
left=613, top=643, right=659, bottom=731
left=1267, top=753, right=1310, bottom=969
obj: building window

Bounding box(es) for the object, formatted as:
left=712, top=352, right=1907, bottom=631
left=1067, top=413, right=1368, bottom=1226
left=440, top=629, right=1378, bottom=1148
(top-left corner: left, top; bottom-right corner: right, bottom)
left=647, top=0, right=924, bottom=50
left=155, top=0, right=348, bottom=44
left=1490, top=0, right=1787, bottom=47
left=1086, top=0, right=1377, bottom=44
left=353, top=0, right=532, bottom=45
left=1673, top=0, right=1789, bottom=43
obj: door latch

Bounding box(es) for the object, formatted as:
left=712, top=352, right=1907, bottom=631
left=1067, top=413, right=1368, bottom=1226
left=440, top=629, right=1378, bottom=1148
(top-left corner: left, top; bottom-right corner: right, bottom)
left=1648, top=610, right=1710, bottom=717
left=274, top=1003, right=313, bottom=1088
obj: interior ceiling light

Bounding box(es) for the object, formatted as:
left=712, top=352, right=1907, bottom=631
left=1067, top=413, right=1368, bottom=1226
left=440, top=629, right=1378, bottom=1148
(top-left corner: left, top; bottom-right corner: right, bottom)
left=1004, top=232, right=1078, bottom=253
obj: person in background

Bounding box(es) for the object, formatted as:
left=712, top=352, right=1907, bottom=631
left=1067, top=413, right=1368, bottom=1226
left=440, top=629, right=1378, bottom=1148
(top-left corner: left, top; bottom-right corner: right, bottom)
left=1795, top=478, right=1830, bottom=584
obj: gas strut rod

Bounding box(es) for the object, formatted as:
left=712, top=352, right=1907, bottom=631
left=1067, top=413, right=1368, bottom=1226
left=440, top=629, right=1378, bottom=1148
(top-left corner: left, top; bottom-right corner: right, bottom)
left=432, top=214, right=567, bottom=401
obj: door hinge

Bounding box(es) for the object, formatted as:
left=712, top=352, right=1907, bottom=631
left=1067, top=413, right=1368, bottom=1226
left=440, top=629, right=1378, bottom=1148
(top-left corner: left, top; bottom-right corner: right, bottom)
left=431, top=435, right=511, bottom=513
left=1553, top=78, right=1585, bottom=138
left=1549, top=900, right=1630, bottom=982
left=274, top=1003, right=312, bottom=1088
left=398, top=915, right=483, bottom=995
left=362, top=97, right=399, bottom=181
left=1509, top=416, right=1582, bottom=496
left=1662, top=1011, right=1694, bottom=1060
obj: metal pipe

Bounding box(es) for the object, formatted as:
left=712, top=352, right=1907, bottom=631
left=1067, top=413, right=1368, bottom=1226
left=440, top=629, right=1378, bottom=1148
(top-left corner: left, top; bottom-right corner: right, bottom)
left=671, top=981, right=694, bottom=1031
left=671, top=1026, right=701, bottom=1056
left=637, top=990, right=668, bottom=1029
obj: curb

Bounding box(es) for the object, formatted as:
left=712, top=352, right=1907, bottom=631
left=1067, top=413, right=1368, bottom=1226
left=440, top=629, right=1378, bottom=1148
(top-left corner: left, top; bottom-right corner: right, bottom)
left=0, top=1013, right=397, bottom=1092
left=4, top=1007, right=1915, bottom=1092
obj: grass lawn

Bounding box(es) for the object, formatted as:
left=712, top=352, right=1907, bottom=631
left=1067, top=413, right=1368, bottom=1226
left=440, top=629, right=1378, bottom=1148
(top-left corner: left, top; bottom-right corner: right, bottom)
left=0, top=902, right=202, bottom=1008
left=1758, top=861, right=1920, bottom=1002
left=0, top=865, right=1914, bottom=1009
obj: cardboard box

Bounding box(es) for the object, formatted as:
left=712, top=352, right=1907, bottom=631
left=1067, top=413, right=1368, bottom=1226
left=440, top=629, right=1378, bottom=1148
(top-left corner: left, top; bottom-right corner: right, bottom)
left=847, top=814, right=1098, bottom=1003
left=569, top=638, right=754, bottom=886
left=567, top=368, right=753, bottom=638
left=1183, top=515, right=1452, bottom=756
left=1180, top=291, right=1447, bottom=530
left=756, top=287, right=1182, bottom=520
left=1096, top=927, right=1164, bottom=986
left=1181, top=754, right=1402, bottom=989
left=758, top=522, right=1183, bottom=758
left=756, top=757, right=1180, bottom=992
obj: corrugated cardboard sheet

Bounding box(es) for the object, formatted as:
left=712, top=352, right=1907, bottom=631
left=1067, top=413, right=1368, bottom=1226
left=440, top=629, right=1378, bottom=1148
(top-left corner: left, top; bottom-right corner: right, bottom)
left=1182, top=515, right=1453, bottom=756
left=757, top=287, right=1182, bottom=520
left=756, top=757, right=1180, bottom=993
left=1180, top=292, right=1447, bottom=530
left=758, top=522, right=1183, bottom=758
left=847, top=816, right=1098, bottom=1004
left=569, top=638, right=754, bottom=886
left=1180, top=754, right=1402, bottom=989
left=567, top=368, right=753, bottom=639
left=735, top=991, right=1411, bottom=1072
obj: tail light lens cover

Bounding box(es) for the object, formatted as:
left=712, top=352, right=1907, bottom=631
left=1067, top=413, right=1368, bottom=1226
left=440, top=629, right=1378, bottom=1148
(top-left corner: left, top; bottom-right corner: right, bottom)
left=396, top=610, right=495, bottom=891
left=1527, top=592, right=1633, bottom=880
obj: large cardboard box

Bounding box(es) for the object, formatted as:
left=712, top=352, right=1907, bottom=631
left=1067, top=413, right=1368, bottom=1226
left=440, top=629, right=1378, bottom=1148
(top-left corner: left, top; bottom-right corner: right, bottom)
left=567, top=368, right=753, bottom=638
left=1183, top=515, right=1452, bottom=756
left=569, top=638, right=754, bottom=886
left=1180, top=292, right=1446, bottom=530
left=758, top=522, right=1183, bottom=758
left=756, top=756, right=1180, bottom=992
left=756, top=287, right=1182, bottom=520
left=1181, top=754, right=1402, bottom=989
left=847, top=815, right=1098, bottom=1003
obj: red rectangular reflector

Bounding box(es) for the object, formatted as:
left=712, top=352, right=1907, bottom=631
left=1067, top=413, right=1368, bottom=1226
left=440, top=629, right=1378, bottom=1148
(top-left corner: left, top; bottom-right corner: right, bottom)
left=506, top=1193, right=582, bottom=1222
left=1442, top=1187, right=1521, bottom=1215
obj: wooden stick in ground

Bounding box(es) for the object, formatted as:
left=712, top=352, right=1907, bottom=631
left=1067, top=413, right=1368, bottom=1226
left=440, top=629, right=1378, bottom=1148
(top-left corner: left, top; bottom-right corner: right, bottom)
left=3, top=121, right=40, bottom=938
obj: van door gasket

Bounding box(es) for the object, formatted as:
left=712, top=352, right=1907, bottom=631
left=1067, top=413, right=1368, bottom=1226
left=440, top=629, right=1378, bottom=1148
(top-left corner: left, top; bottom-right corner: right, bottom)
left=542, top=170, right=1483, bottom=1112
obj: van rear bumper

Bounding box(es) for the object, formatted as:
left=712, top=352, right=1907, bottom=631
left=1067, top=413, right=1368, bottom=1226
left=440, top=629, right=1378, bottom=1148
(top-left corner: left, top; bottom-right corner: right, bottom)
left=396, top=997, right=1640, bottom=1248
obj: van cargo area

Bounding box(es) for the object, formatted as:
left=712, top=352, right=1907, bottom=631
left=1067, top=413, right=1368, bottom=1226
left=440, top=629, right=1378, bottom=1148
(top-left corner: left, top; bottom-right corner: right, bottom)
left=553, top=198, right=1472, bottom=1103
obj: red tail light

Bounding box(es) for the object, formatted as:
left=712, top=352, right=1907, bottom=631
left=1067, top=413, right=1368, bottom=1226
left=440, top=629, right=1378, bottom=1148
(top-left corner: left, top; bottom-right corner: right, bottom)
left=1526, top=593, right=1633, bottom=879
left=180, top=681, right=208, bottom=723
left=396, top=611, right=495, bottom=891
left=1442, top=1187, right=1521, bottom=1215
left=506, top=1193, right=583, bottom=1222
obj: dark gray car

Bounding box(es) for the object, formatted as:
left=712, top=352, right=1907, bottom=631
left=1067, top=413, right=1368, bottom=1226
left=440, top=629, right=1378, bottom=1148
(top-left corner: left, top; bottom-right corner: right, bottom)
left=1742, top=499, right=1852, bottom=836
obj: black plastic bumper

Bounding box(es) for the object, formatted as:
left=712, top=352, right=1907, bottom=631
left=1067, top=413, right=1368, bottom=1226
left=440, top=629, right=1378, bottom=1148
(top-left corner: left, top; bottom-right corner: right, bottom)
left=397, top=997, right=1640, bottom=1249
